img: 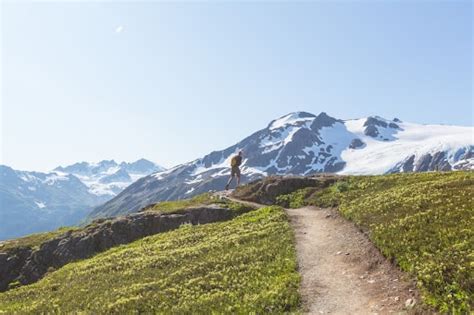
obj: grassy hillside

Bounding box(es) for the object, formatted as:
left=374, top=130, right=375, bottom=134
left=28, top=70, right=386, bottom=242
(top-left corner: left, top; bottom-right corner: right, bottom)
left=276, top=171, right=473, bottom=313
left=0, top=193, right=252, bottom=255
left=144, top=192, right=253, bottom=215
left=0, top=206, right=300, bottom=314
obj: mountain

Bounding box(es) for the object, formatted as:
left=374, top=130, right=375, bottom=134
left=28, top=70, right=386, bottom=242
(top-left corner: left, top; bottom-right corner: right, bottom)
left=87, top=112, right=473, bottom=221
left=0, top=159, right=164, bottom=240
left=54, top=159, right=165, bottom=197
left=0, top=166, right=109, bottom=240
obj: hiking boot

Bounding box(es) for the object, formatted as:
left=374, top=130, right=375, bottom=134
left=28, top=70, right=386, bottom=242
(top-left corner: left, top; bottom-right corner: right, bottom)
left=225, top=184, right=229, bottom=191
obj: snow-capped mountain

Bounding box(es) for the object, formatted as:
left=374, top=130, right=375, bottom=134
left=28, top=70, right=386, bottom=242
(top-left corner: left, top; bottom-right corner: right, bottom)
left=0, top=166, right=109, bottom=240
left=54, top=159, right=165, bottom=197
left=88, top=112, right=473, bottom=221
left=0, top=159, right=164, bottom=240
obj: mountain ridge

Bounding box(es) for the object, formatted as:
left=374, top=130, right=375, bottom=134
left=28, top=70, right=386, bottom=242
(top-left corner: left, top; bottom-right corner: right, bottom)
left=0, top=159, right=164, bottom=240
left=53, top=158, right=165, bottom=196
left=87, top=111, right=473, bottom=221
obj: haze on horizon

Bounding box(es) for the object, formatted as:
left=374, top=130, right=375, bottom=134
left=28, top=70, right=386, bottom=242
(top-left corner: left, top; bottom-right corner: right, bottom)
left=1, top=1, right=472, bottom=172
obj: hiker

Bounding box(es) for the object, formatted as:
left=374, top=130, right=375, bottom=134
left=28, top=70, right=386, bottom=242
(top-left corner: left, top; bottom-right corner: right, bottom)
left=225, top=150, right=243, bottom=190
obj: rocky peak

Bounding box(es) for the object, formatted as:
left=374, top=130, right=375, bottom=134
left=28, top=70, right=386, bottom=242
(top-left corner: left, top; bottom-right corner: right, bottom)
left=363, top=116, right=400, bottom=139
left=119, top=159, right=159, bottom=174
left=310, top=112, right=341, bottom=131
left=267, top=112, right=316, bottom=130
left=99, top=168, right=132, bottom=184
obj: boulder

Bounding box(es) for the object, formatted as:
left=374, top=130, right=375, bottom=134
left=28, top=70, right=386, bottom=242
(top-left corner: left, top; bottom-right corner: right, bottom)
left=349, top=139, right=365, bottom=149
left=232, top=175, right=340, bottom=204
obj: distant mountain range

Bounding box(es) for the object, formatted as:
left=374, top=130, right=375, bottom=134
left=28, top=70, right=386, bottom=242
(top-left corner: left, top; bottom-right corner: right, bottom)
left=88, top=112, right=473, bottom=221
left=54, top=158, right=165, bottom=197
left=0, top=159, right=163, bottom=240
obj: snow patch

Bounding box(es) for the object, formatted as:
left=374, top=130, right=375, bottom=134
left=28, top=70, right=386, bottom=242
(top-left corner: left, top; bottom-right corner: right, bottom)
left=43, top=172, right=70, bottom=185
left=185, top=187, right=195, bottom=195
left=185, top=175, right=203, bottom=185
left=261, top=120, right=313, bottom=154
left=153, top=165, right=182, bottom=180
left=269, top=112, right=314, bottom=130
left=35, top=201, right=46, bottom=209
left=340, top=121, right=474, bottom=175
left=19, top=173, right=38, bottom=183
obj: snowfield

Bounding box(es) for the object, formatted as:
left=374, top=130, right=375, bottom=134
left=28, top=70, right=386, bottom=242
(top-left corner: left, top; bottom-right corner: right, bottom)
left=340, top=120, right=473, bottom=174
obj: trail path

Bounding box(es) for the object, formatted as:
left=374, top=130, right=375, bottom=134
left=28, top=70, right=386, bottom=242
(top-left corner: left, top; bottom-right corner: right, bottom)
left=221, top=193, right=418, bottom=314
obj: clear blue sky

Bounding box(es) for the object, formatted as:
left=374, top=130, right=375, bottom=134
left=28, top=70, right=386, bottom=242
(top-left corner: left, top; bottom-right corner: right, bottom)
left=1, top=1, right=472, bottom=172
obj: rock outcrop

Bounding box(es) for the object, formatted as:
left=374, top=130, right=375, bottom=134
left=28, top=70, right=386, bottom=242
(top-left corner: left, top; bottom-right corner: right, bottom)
left=388, top=147, right=474, bottom=173
left=349, top=138, right=365, bottom=149
left=232, top=175, right=339, bottom=205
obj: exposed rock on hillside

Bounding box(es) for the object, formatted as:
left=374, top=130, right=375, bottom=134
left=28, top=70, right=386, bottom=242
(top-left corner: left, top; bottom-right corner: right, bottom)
left=349, top=138, right=365, bottom=149
left=232, top=175, right=340, bottom=205
left=0, top=205, right=235, bottom=292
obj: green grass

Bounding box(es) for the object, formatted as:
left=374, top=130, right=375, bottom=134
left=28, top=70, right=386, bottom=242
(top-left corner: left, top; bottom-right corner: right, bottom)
left=146, top=192, right=217, bottom=212
left=146, top=192, right=253, bottom=215
left=0, top=206, right=300, bottom=314
left=0, top=227, right=78, bottom=253
left=275, top=187, right=319, bottom=209
left=1, top=193, right=252, bottom=255
left=279, top=171, right=473, bottom=313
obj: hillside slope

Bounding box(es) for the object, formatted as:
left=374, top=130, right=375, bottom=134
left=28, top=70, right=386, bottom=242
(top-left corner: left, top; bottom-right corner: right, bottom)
left=0, top=193, right=252, bottom=292
left=268, top=171, right=473, bottom=313
left=0, top=206, right=300, bottom=314
left=1, top=172, right=470, bottom=313
left=88, top=112, right=473, bottom=221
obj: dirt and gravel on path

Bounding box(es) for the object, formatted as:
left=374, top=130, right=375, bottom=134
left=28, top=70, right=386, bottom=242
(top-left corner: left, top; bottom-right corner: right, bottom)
left=221, top=192, right=420, bottom=314
left=287, top=206, right=419, bottom=314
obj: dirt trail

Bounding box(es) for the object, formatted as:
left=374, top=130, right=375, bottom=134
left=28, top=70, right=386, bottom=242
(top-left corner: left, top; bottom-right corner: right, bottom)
left=221, top=193, right=418, bottom=314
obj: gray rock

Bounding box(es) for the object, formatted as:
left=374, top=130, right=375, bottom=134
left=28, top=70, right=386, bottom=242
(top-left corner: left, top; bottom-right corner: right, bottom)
left=430, top=151, right=451, bottom=171
left=0, top=247, right=31, bottom=291
left=310, top=112, right=341, bottom=131
left=402, top=155, right=415, bottom=172
left=415, top=154, right=432, bottom=172
left=363, top=116, right=400, bottom=139
left=364, top=125, right=380, bottom=137
left=364, top=117, right=388, bottom=128
left=405, top=298, right=416, bottom=308
left=232, top=175, right=338, bottom=205
left=388, top=149, right=462, bottom=173
left=349, top=139, right=365, bottom=149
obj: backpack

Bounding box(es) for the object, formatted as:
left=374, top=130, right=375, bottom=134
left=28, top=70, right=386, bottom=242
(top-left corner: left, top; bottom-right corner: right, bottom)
left=231, top=155, right=241, bottom=167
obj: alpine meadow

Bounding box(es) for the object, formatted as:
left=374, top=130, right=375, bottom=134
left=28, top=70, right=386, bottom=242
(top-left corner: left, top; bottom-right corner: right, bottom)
left=1, top=1, right=472, bottom=314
